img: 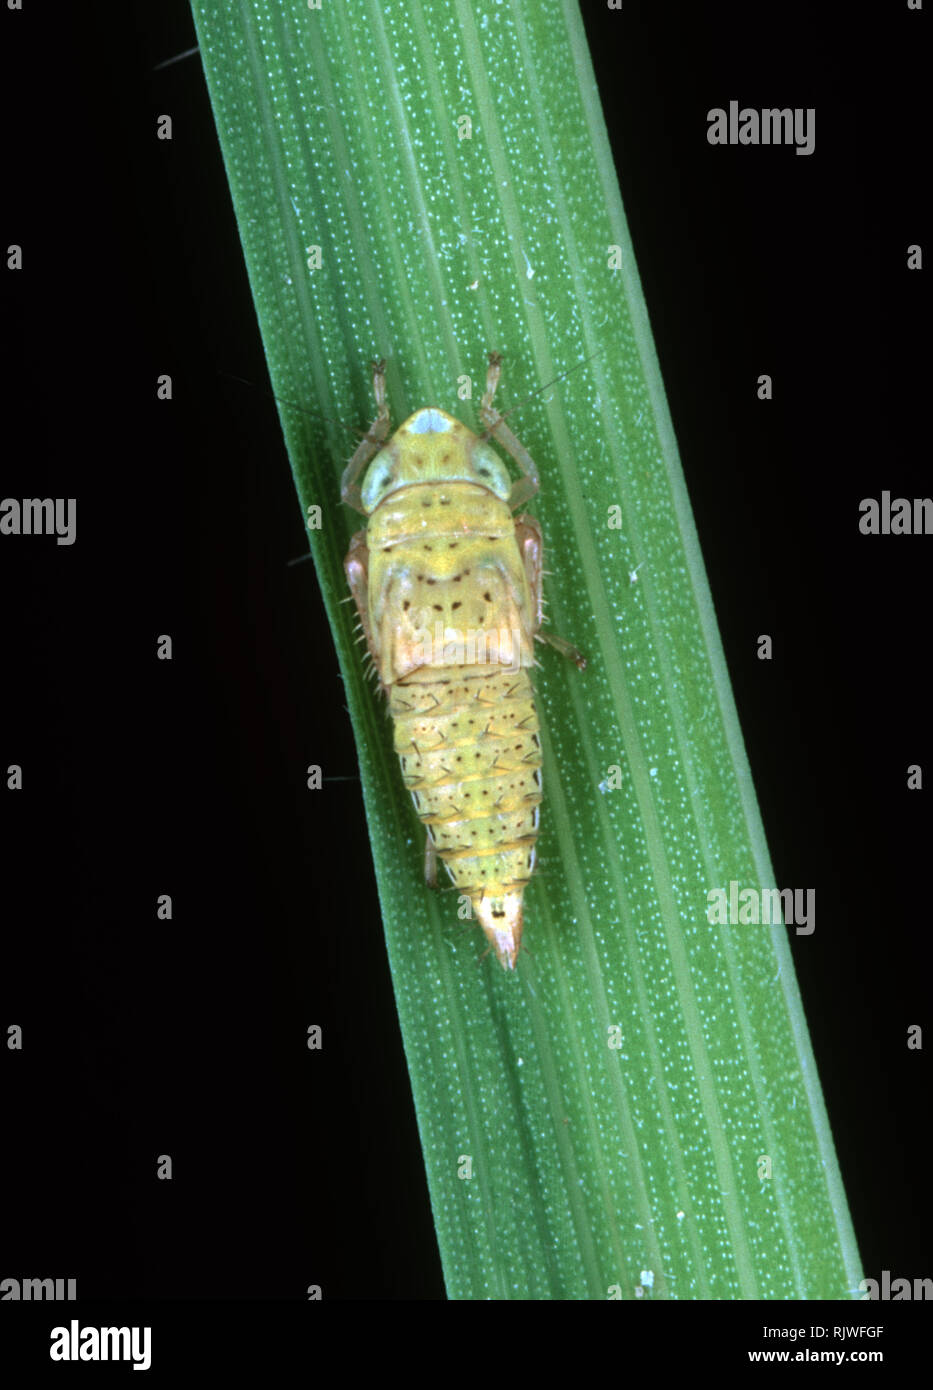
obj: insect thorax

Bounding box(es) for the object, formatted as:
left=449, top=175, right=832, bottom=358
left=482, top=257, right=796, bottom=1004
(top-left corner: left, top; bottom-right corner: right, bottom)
left=366, top=481, right=536, bottom=687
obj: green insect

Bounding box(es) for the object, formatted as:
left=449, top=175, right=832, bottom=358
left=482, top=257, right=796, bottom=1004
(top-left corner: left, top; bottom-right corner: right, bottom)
left=342, top=354, right=584, bottom=968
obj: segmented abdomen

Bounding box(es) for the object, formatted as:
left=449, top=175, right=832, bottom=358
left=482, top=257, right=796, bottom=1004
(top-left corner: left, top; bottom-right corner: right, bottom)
left=390, top=665, right=542, bottom=900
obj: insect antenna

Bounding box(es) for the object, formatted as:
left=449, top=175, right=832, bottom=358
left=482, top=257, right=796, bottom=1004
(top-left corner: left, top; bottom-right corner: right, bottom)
left=153, top=44, right=200, bottom=72
left=217, top=369, right=364, bottom=441
left=479, top=348, right=604, bottom=439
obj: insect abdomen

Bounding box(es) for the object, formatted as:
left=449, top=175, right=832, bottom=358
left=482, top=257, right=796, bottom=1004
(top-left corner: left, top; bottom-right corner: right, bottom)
left=390, top=665, right=542, bottom=966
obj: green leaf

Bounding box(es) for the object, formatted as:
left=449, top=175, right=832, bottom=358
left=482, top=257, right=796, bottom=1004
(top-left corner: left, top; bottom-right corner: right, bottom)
left=189, top=0, right=862, bottom=1299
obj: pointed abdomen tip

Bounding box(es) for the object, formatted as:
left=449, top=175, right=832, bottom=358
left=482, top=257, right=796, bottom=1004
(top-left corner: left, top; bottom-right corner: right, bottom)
left=473, top=889, right=525, bottom=970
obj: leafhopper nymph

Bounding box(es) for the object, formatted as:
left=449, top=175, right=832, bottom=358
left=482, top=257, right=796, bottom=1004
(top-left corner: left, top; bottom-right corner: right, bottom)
left=342, top=354, right=584, bottom=969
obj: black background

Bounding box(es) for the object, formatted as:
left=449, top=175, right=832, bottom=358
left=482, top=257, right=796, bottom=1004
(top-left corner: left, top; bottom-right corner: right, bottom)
left=0, top=0, right=928, bottom=1326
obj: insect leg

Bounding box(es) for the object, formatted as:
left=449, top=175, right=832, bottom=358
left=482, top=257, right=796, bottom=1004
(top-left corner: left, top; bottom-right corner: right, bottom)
left=514, top=514, right=545, bottom=629
left=478, top=352, right=540, bottom=510
left=424, top=832, right=439, bottom=888
left=515, top=514, right=586, bottom=669
left=537, top=631, right=587, bottom=669
left=344, top=529, right=384, bottom=684
left=341, top=358, right=391, bottom=514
